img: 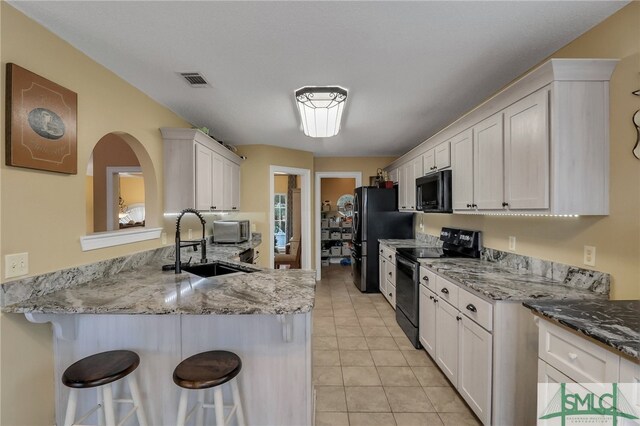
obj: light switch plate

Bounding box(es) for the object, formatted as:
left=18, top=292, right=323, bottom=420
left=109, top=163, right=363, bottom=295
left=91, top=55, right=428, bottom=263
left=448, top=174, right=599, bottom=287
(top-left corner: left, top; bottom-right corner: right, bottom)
left=508, top=236, right=516, bottom=251
left=5, top=252, right=29, bottom=279
left=583, top=246, right=596, bottom=266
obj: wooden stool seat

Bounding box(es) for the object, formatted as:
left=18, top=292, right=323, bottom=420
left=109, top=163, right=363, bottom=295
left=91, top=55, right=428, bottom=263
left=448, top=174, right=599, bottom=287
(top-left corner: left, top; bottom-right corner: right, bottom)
left=173, top=350, right=242, bottom=390
left=62, top=350, right=140, bottom=389
left=173, top=351, right=245, bottom=426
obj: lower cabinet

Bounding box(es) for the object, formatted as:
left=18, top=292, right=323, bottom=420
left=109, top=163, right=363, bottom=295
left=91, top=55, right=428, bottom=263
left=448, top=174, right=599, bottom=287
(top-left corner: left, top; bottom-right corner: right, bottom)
left=459, top=316, right=493, bottom=425
left=419, top=285, right=436, bottom=358
left=418, top=273, right=494, bottom=424
left=380, top=245, right=396, bottom=309
left=435, top=298, right=460, bottom=387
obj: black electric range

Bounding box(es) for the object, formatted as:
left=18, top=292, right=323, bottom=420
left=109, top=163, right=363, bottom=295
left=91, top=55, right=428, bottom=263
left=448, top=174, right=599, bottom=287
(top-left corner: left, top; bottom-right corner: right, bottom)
left=394, top=228, right=482, bottom=348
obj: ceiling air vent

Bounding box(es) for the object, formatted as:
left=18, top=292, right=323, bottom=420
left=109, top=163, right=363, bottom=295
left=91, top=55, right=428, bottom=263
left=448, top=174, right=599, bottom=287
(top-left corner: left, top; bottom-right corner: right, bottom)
left=179, top=72, right=209, bottom=88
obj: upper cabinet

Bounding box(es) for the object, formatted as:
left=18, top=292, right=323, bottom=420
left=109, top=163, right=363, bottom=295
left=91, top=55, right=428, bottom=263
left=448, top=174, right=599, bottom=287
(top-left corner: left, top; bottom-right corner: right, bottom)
left=398, top=156, right=422, bottom=211
left=386, top=58, right=618, bottom=216
left=161, top=128, right=243, bottom=213
left=423, top=141, right=451, bottom=174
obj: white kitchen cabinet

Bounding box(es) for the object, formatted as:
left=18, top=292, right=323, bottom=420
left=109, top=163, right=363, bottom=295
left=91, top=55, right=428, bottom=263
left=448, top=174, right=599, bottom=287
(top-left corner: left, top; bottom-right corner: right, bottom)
left=389, top=168, right=399, bottom=184
left=473, top=113, right=504, bottom=210
left=620, top=357, right=640, bottom=417
left=459, top=316, right=493, bottom=425
left=504, top=88, right=549, bottom=210
left=397, top=157, right=422, bottom=211
left=419, top=284, right=437, bottom=358
left=379, top=255, right=387, bottom=298
left=385, top=59, right=617, bottom=216
left=423, top=142, right=451, bottom=174
left=195, top=143, right=214, bottom=211
left=161, top=128, right=244, bottom=213
left=436, top=298, right=460, bottom=387
left=451, top=129, right=474, bottom=210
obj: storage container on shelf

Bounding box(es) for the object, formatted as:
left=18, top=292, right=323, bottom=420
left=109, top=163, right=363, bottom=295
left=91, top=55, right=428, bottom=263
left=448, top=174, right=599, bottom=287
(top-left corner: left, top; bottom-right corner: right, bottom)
left=321, top=219, right=329, bottom=228
left=321, top=230, right=330, bottom=240
left=342, top=232, right=352, bottom=240
left=330, top=246, right=342, bottom=256
left=330, top=232, right=341, bottom=240
left=342, top=246, right=351, bottom=256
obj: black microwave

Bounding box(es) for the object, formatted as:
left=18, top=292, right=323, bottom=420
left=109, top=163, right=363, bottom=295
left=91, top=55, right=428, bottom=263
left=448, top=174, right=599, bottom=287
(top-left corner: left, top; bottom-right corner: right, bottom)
left=416, top=170, right=452, bottom=213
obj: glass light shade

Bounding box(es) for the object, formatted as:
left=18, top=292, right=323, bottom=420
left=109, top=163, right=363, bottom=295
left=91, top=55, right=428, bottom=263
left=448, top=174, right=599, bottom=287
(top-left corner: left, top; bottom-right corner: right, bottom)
left=295, top=86, right=347, bottom=138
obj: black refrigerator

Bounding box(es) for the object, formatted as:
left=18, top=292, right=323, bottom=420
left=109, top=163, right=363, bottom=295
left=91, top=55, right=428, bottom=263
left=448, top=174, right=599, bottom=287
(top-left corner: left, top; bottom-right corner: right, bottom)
left=351, top=187, right=414, bottom=293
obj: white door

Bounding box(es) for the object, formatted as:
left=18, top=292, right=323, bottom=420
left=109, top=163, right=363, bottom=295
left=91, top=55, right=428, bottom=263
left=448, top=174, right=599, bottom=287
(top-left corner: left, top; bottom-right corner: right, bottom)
left=211, top=153, right=224, bottom=211
left=230, top=162, right=241, bottom=211
left=423, top=149, right=436, bottom=174
left=451, top=129, right=474, bottom=210
left=435, top=142, right=451, bottom=170
left=458, top=317, right=493, bottom=425
left=504, top=89, right=549, bottom=210
left=194, top=143, right=213, bottom=211
left=435, top=299, right=460, bottom=387
left=420, top=287, right=437, bottom=358
left=398, top=164, right=409, bottom=210
left=410, top=157, right=423, bottom=210
left=379, top=256, right=388, bottom=302
left=473, top=113, right=504, bottom=210
left=222, top=159, right=233, bottom=210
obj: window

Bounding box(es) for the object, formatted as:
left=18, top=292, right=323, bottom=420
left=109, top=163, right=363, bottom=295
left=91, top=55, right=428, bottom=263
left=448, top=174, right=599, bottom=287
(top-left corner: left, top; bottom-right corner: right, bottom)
left=274, top=193, right=287, bottom=248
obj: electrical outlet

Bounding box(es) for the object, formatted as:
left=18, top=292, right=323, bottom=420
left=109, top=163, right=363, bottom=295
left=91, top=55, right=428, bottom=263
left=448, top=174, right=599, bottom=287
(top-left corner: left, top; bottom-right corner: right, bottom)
left=508, top=236, right=516, bottom=251
left=584, top=246, right=596, bottom=266
left=188, top=228, right=193, bottom=239
left=5, top=252, right=29, bottom=279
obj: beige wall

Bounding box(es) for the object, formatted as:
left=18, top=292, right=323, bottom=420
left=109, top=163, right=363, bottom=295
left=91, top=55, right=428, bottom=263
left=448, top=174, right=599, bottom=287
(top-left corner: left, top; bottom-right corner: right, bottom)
left=414, top=3, right=640, bottom=300
left=120, top=176, right=145, bottom=206
left=274, top=174, right=300, bottom=194
left=0, top=4, right=190, bottom=424
left=315, top=156, right=398, bottom=183
left=92, top=134, right=141, bottom=231
left=235, top=145, right=315, bottom=268
left=321, top=178, right=356, bottom=208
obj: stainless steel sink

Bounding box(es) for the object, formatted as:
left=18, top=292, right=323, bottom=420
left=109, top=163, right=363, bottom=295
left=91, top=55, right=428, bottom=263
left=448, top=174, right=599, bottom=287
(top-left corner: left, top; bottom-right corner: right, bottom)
left=181, top=262, right=256, bottom=278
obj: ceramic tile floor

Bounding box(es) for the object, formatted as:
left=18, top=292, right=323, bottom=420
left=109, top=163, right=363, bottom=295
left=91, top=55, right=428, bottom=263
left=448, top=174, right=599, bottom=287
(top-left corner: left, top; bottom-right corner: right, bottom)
left=313, top=265, right=481, bottom=426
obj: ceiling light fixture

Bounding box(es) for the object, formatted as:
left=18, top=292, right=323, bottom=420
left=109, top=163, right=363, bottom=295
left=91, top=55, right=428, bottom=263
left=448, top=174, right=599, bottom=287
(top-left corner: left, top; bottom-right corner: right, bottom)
left=295, top=86, right=347, bottom=138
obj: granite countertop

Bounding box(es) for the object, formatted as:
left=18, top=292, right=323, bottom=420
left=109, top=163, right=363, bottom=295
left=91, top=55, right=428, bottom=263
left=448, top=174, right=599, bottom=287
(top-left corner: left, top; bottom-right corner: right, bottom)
left=2, top=238, right=316, bottom=316
left=419, top=258, right=605, bottom=302
left=379, top=239, right=432, bottom=249
left=523, top=300, right=640, bottom=359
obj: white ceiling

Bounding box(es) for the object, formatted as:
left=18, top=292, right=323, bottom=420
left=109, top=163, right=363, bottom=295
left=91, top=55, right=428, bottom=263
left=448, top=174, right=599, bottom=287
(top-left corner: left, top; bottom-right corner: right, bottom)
left=10, top=1, right=626, bottom=156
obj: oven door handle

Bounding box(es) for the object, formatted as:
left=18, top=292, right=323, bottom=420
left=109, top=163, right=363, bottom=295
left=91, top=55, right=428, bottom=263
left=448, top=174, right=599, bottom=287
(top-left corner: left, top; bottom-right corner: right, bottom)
left=395, top=255, right=417, bottom=272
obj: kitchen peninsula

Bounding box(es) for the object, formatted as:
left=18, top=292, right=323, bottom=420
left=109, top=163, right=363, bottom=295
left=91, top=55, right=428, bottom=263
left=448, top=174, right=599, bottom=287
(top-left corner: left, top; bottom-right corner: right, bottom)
left=1, top=240, right=316, bottom=425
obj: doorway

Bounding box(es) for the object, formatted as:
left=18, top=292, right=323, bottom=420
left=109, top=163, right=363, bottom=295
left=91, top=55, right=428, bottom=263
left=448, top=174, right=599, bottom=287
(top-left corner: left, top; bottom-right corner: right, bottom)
left=269, top=166, right=311, bottom=270
left=315, top=172, right=362, bottom=280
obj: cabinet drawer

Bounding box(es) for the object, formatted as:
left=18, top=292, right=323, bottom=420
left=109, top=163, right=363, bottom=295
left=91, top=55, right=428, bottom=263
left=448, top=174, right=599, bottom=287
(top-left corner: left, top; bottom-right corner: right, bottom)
left=539, top=320, right=620, bottom=384
left=388, top=283, right=396, bottom=308
left=436, top=277, right=459, bottom=307
left=385, top=262, right=396, bottom=286
left=458, top=288, right=493, bottom=332
left=382, top=246, right=396, bottom=265
left=419, top=267, right=437, bottom=292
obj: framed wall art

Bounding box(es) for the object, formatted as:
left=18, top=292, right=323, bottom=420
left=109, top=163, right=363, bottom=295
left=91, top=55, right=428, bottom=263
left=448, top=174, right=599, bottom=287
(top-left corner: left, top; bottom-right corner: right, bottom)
left=5, top=63, right=77, bottom=174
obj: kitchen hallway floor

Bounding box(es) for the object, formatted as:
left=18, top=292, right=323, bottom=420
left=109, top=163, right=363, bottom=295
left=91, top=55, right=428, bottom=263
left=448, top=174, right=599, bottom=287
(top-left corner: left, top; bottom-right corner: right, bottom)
left=313, top=265, right=480, bottom=426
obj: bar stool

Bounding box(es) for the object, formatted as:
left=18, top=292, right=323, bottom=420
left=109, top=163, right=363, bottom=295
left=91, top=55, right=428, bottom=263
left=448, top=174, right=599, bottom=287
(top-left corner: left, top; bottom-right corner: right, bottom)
left=173, top=350, right=246, bottom=426
left=62, top=350, right=147, bottom=426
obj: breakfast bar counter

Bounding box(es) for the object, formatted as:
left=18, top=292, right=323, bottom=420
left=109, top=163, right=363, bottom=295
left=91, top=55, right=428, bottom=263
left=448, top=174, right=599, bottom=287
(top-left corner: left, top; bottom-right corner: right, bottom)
left=1, top=242, right=316, bottom=426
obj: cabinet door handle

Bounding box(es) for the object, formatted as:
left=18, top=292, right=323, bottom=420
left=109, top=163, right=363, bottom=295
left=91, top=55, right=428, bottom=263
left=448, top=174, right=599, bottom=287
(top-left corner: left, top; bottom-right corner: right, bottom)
left=568, top=352, right=578, bottom=361
left=433, top=298, right=438, bottom=303
left=456, top=316, right=462, bottom=321
left=466, top=204, right=471, bottom=208
left=380, top=250, right=384, bottom=254
left=232, top=207, right=237, bottom=210
left=429, top=295, right=434, bottom=301
left=401, top=206, right=406, bottom=209
left=422, top=276, right=429, bottom=282
left=212, top=206, right=217, bottom=210
left=389, top=292, right=392, bottom=297
left=502, top=202, right=509, bottom=208
left=388, top=272, right=392, bottom=276
left=440, top=288, right=449, bottom=295
left=472, top=204, right=478, bottom=208
left=388, top=255, right=392, bottom=260
left=466, top=304, right=477, bottom=313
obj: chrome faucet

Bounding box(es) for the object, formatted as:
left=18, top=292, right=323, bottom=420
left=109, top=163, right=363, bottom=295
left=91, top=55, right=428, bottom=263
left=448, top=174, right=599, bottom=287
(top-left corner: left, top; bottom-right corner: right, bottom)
left=175, top=208, right=207, bottom=274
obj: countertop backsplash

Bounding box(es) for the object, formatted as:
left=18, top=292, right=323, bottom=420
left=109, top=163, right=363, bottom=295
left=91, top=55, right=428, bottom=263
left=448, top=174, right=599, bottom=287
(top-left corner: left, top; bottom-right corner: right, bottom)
left=1, top=233, right=262, bottom=308
left=414, top=232, right=609, bottom=296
